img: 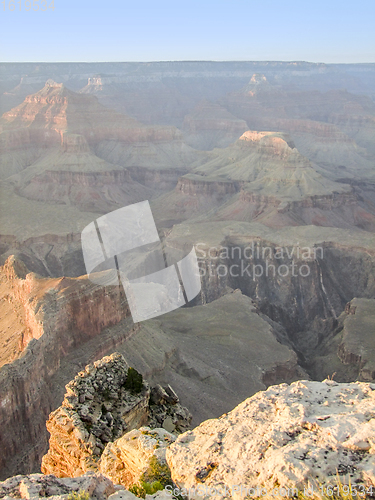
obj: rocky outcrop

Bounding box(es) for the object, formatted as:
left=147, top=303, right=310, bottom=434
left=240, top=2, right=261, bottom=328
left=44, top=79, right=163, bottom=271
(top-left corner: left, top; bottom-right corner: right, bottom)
left=0, top=472, right=116, bottom=500
left=41, top=354, right=150, bottom=477
left=41, top=353, right=191, bottom=478
left=167, top=380, right=375, bottom=497
left=165, top=221, right=375, bottom=350
left=176, top=175, right=239, bottom=196
left=99, top=427, right=175, bottom=488
left=0, top=80, right=197, bottom=182
left=151, top=174, right=240, bottom=225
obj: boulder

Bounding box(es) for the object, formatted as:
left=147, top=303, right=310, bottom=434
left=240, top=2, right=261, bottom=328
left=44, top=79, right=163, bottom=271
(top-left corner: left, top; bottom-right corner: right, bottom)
left=167, top=380, right=375, bottom=499
left=99, top=427, right=175, bottom=488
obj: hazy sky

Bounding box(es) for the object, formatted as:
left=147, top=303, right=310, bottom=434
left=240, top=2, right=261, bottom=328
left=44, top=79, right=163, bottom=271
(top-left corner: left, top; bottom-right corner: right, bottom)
left=1, top=0, right=374, bottom=63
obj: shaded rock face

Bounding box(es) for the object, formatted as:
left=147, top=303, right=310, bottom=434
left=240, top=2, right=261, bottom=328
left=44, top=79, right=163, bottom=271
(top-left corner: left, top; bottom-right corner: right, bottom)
left=0, top=256, right=128, bottom=363
left=167, top=380, right=375, bottom=498
left=0, top=233, right=85, bottom=278
left=195, top=240, right=375, bottom=344
left=0, top=472, right=116, bottom=500
left=337, top=298, right=375, bottom=380
left=41, top=353, right=192, bottom=479
left=17, top=168, right=152, bottom=213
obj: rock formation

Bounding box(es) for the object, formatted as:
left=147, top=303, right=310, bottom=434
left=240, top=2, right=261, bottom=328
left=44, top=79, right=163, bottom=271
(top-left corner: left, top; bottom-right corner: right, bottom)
left=99, top=427, right=175, bottom=488
left=1, top=62, right=375, bottom=487
left=0, top=258, right=131, bottom=480
left=0, top=472, right=116, bottom=500
left=152, top=129, right=375, bottom=231
left=167, top=380, right=375, bottom=496
left=182, top=100, right=248, bottom=150
left=41, top=353, right=191, bottom=478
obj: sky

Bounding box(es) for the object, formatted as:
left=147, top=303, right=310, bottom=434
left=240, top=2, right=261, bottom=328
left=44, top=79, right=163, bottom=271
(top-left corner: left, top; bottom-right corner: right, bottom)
left=0, top=0, right=374, bottom=63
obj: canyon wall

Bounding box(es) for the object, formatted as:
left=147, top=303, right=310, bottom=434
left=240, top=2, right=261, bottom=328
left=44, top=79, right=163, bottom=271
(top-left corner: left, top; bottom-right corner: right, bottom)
left=0, top=257, right=132, bottom=480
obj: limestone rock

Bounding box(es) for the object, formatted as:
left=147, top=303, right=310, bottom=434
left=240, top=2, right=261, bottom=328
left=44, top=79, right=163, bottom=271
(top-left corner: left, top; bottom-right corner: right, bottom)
left=0, top=472, right=115, bottom=500
left=167, top=380, right=375, bottom=498
left=99, top=427, right=175, bottom=488
left=41, top=354, right=150, bottom=478
left=41, top=353, right=191, bottom=479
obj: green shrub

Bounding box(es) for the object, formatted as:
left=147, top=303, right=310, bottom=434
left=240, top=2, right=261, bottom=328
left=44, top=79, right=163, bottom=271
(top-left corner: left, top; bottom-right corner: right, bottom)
left=129, top=480, right=164, bottom=499
left=67, top=489, right=90, bottom=500
left=124, top=367, right=143, bottom=394
left=142, top=455, right=173, bottom=488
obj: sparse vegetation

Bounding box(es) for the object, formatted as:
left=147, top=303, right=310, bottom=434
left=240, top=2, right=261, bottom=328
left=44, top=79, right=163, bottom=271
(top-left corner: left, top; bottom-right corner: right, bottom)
left=124, top=367, right=143, bottom=394
left=142, top=455, right=173, bottom=487
left=67, top=489, right=90, bottom=500
left=129, top=480, right=164, bottom=499
left=129, top=456, right=174, bottom=498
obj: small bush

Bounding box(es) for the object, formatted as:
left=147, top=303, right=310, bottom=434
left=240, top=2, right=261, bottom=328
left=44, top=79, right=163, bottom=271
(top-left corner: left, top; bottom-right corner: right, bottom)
left=124, top=367, right=143, bottom=394
left=142, top=455, right=173, bottom=488
left=67, top=489, right=90, bottom=500
left=129, top=480, right=163, bottom=499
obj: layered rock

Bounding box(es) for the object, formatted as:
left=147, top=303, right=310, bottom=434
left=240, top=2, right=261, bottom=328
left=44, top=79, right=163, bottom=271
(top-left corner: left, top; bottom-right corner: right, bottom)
left=182, top=100, right=248, bottom=150
left=167, top=380, right=375, bottom=497
left=164, top=221, right=375, bottom=347
left=41, top=353, right=191, bottom=478
left=178, top=130, right=375, bottom=230
left=0, top=80, right=200, bottom=185
left=151, top=174, right=239, bottom=226
left=233, top=118, right=375, bottom=182
left=0, top=259, right=131, bottom=480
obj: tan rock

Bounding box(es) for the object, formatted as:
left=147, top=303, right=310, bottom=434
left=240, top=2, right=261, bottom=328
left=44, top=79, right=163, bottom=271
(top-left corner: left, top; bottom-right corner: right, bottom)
left=41, top=353, right=150, bottom=478
left=166, top=380, right=375, bottom=498
left=0, top=472, right=115, bottom=500
left=99, top=427, right=175, bottom=488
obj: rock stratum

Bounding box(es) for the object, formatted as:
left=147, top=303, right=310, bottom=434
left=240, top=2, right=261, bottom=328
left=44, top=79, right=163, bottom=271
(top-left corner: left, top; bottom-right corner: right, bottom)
left=153, top=130, right=375, bottom=231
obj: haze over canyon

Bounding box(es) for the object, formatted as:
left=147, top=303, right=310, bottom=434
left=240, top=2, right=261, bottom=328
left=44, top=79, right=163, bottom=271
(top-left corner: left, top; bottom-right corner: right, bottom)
left=0, top=61, right=374, bottom=488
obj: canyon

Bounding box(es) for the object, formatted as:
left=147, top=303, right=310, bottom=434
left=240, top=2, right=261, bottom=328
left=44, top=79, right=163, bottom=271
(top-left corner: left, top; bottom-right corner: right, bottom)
left=0, top=62, right=374, bottom=482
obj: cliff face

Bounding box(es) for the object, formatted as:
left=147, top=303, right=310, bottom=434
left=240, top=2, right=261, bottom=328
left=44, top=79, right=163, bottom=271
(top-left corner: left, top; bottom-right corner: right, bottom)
left=0, top=80, right=182, bottom=147
left=177, top=175, right=238, bottom=196
left=17, top=168, right=152, bottom=212
left=0, top=257, right=131, bottom=480
left=0, top=80, right=198, bottom=184
left=165, top=221, right=375, bottom=354
left=337, top=298, right=375, bottom=380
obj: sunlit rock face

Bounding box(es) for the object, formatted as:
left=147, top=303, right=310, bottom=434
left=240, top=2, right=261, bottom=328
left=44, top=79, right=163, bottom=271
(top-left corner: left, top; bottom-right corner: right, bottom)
left=41, top=353, right=191, bottom=478
left=167, top=380, right=375, bottom=498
